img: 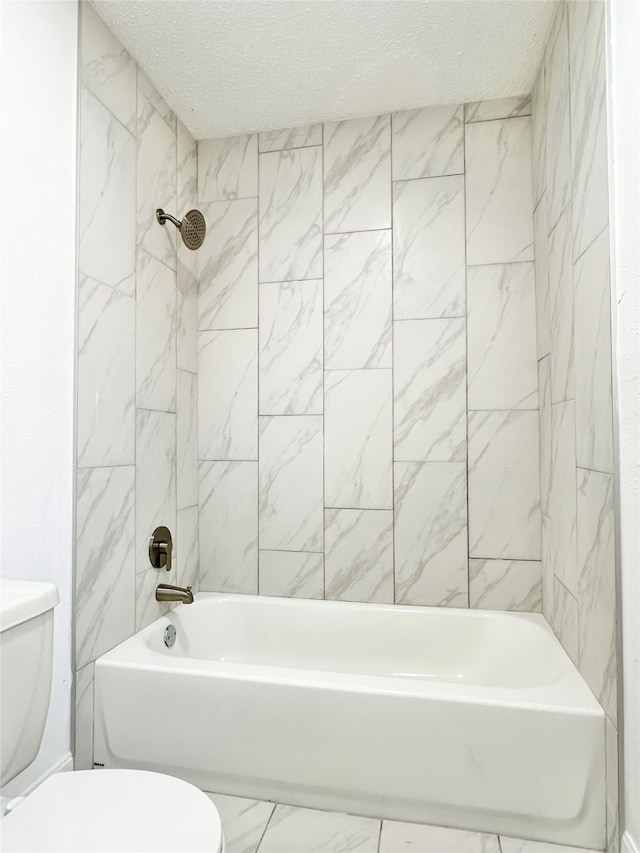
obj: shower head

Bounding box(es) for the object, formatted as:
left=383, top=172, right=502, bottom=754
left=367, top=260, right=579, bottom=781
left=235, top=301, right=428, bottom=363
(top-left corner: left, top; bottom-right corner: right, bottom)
left=156, top=208, right=206, bottom=250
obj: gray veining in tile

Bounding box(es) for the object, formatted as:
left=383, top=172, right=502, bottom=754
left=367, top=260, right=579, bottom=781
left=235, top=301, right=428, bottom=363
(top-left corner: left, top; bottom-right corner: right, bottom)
left=205, top=793, right=274, bottom=853
left=198, top=134, right=258, bottom=202
left=259, top=124, right=322, bottom=153
left=465, top=116, right=534, bottom=265
left=394, top=461, right=468, bottom=607
left=548, top=207, right=574, bottom=404
left=177, top=119, right=198, bottom=213
left=469, top=559, right=542, bottom=612
left=467, top=262, right=538, bottom=410
left=176, top=505, right=199, bottom=592
left=259, top=551, right=324, bottom=599
left=259, top=416, right=323, bottom=552
left=544, top=3, right=571, bottom=231
left=394, top=318, right=466, bottom=462
left=551, top=574, right=579, bottom=666
left=136, top=248, right=176, bottom=412
left=199, top=198, right=258, bottom=330
left=324, top=114, right=391, bottom=233
left=259, top=280, right=323, bottom=415
left=325, top=509, right=393, bottom=603
left=325, top=369, right=392, bottom=510
left=259, top=146, right=323, bottom=282
left=199, top=461, right=258, bottom=593
left=259, top=804, right=380, bottom=853
left=464, top=96, right=531, bottom=124
left=177, top=247, right=198, bottom=373
left=548, top=400, right=578, bottom=597
left=533, top=192, right=551, bottom=359
left=177, top=370, right=198, bottom=510
left=393, top=175, right=465, bottom=320
left=531, top=63, right=547, bottom=209
left=391, top=104, right=463, bottom=180
left=324, top=230, right=392, bottom=370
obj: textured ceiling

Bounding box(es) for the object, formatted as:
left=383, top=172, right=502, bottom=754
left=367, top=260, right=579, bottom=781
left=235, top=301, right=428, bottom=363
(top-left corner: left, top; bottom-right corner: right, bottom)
left=91, top=0, right=556, bottom=141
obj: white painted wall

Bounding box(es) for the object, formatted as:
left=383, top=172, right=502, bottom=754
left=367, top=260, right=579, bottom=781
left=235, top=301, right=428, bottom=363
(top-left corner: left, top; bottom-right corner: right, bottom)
left=0, top=0, right=78, bottom=795
left=606, top=2, right=640, bottom=852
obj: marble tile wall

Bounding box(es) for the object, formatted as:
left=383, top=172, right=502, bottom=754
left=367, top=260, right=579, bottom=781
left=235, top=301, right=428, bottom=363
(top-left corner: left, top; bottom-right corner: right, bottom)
left=197, top=92, right=541, bottom=613
left=531, top=3, right=618, bottom=851
left=74, top=3, right=200, bottom=769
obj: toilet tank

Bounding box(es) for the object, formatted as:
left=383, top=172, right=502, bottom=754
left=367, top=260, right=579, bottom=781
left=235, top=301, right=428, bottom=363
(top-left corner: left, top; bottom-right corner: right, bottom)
left=0, top=580, right=59, bottom=787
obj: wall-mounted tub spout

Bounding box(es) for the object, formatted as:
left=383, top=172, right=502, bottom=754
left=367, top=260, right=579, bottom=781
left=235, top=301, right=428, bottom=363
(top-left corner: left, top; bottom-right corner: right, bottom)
left=156, top=584, right=194, bottom=605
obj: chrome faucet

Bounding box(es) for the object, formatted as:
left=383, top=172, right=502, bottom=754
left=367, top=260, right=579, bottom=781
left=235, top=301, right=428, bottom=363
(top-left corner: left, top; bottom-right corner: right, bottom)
left=155, top=583, right=194, bottom=604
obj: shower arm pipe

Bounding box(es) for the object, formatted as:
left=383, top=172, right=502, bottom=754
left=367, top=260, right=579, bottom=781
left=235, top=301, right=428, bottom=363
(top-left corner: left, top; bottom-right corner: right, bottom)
left=156, top=209, right=182, bottom=229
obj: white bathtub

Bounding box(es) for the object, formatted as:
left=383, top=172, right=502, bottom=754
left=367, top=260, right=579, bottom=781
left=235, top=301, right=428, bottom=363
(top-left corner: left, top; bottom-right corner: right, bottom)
left=94, top=593, right=605, bottom=849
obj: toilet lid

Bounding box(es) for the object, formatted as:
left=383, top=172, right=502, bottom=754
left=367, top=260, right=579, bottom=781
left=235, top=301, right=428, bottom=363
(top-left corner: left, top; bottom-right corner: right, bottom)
left=1, top=770, right=223, bottom=852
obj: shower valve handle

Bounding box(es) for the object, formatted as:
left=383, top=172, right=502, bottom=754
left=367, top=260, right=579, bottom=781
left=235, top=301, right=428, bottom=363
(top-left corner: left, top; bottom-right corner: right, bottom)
left=149, top=526, right=173, bottom=572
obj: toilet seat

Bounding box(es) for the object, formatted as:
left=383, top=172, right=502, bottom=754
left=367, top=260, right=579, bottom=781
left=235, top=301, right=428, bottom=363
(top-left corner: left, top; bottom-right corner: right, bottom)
left=1, top=769, right=224, bottom=852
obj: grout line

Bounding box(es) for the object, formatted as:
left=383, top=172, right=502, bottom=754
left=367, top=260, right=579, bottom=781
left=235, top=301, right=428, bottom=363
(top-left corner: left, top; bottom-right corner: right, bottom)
left=377, top=819, right=384, bottom=853
left=463, top=99, right=471, bottom=608
left=321, top=120, right=327, bottom=601
left=390, top=117, right=397, bottom=606
left=324, top=226, right=393, bottom=237
left=254, top=803, right=277, bottom=853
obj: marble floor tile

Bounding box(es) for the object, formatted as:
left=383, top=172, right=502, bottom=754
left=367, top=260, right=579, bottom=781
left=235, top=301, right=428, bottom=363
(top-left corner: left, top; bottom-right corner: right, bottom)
left=205, top=793, right=274, bottom=853
left=500, top=838, right=599, bottom=853
left=258, top=804, right=380, bottom=853
left=380, top=821, right=500, bottom=852
left=391, top=104, right=463, bottom=180
left=198, top=134, right=258, bottom=203
left=324, top=113, right=391, bottom=233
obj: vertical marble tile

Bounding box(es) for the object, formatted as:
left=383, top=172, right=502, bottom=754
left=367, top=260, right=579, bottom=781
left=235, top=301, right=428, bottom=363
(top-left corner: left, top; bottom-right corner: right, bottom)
left=538, top=356, right=552, bottom=516
left=469, top=559, right=542, bottom=612
left=548, top=207, right=575, bottom=403
left=177, top=370, right=198, bottom=509
left=578, top=468, right=617, bottom=723
left=545, top=3, right=572, bottom=230
left=391, top=104, right=463, bottom=180
left=393, top=175, right=465, bottom=320
left=541, top=512, right=554, bottom=625
left=325, top=370, right=392, bottom=510
left=135, top=567, right=172, bottom=631
left=77, top=275, right=135, bottom=468
left=259, top=280, right=323, bottom=415
left=569, top=0, right=609, bottom=260
left=465, top=116, right=534, bottom=265
left=135, top=410, right=176, bottom=573
left=177, top=247, right=198, bottom=373
left=177, top=119, right=198, bottom=212
left=605, top=718, right=619, bottom=853
left=324, top=231, right=392, bottom=370
left=324, top=114, right=391, bottom=233
left=394, top=461, right=468, bottom=606
left=531, top=62, right=547, bottom=208
left=76, top=466, right=135, bottom=669
left=198, top=330, right=258, bottom=461
left=380, top=821, right=500, bottom=853
left=80, top=3, right=136, bottom=133
left=259, top=124, right=322, bottom=153
left=468, top=410, right=541, bottom=560
left=259, top=551, right=324, bottom=599
left=548, top=400, right=578, bottom=596
left=551, top=575, right=579, bottom=666
left=259, top=804, right=380, bottom=853
left=198, top=199, right=258, bottom=330
left=199, top=461, right=258, bottom=593
left=137, top=89, right=177, bottom=270
left=259, top=416, right=323, bottom=552
left=198, top=134, right=258, bottom=203
left=325, top=509, right=393, bottom=603
left=467, top=263, right=538, bottom=410
left=259, top=146, right=323, bottom=282
left=79, top=86, right=135, bottom=295
left=74, top=662, right=94, bottom=770
left=464, top=96, right=531, bottom=123
left=176, top=505, right=199, bottom=592
left=534, top=192, right=551, bottom=359
left=574, top=228, right=614, bottom=473
left=394, top=318, right=466, bottom=462
left=204, top=793, right=275, bottom=853
left=136, top=249, right=176, bottom=412
left=137, top=69, right=176, bottom=131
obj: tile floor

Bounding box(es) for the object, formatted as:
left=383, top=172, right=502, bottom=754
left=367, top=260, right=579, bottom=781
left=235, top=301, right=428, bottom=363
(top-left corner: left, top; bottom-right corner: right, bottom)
left=204, top=792, right=601, bottom=853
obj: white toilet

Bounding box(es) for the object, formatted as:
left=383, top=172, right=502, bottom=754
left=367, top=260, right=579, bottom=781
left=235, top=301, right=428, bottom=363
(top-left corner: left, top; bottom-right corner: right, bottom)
left=0, top=580, right=224, bottom=852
